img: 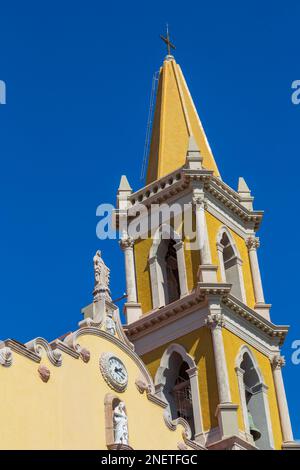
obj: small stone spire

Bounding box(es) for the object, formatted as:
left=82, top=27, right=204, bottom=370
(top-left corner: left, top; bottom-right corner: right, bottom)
left=238, top=177, right=253, bottom=211
left=118, top=175, right=132, bottom=192
left=185, top=135, right=203, bottom=170
left=117, top=175, right=132, bottom=210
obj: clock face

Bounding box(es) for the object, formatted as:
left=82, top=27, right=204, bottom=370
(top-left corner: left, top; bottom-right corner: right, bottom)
left=100, top=353, right=128, bottom=392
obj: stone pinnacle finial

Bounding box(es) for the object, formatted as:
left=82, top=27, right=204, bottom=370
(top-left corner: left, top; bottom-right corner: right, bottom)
left=118, top=175, right=132, bottom=192
left=185, top=135, right=203, bottom=170
left=238, top=177, right=254, bottom=211
left=117, top=175, right=132, bottom=210
left=238, top=177, right=250, bottom=195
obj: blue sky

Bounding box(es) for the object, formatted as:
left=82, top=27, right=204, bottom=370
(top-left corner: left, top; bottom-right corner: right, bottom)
left=0, top=1, right=299, bottom=438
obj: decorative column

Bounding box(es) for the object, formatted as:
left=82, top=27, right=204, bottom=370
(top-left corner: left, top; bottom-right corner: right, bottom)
left=148, top=254, right=164, bottom=309
left=193, top=193, right=218, bottom=283
left=216, top=242, right=226, bottom=282
left=246, top=236, right=270, bottom=320
left=206, top=311, right=239, bottom=438
left=120, top=236, right=142, bottom=323
left=186, top=366, right=205, bottom=445
left=206, top=313, right=231, bottom=404
left=174, top=240, right=188, bottom=297
left=271, top=355, right=294, bottom=444
left=120, top=236, right=137, bottom=303
left=246, top=236, right=264, bottom=303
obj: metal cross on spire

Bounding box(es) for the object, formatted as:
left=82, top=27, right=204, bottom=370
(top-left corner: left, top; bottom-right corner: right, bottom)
left=160, top=24, right=176, bottom=56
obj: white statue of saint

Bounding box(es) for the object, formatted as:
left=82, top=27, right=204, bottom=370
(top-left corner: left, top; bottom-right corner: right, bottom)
left=113, top=401, right=128, bottom=445
left=93, top=250, right=111, bottom=301
left=105, top=311, right=116, bottom=336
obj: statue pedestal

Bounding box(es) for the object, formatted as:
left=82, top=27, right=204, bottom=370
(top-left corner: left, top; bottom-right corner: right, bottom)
left=107, top=443, right=133, bottom=451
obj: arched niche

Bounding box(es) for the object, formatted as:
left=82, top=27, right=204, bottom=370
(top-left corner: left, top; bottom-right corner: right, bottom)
left=104, top=394, right=132, bottom=450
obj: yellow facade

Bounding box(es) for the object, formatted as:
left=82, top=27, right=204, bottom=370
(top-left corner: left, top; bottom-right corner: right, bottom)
left=205, top=211, right=256, bottom=308
left=134, top=208, right=256, bottom=314
left=0, top=331, right=187, bottom=449
left=222, top=328, right=283, bottom=449
left=141, top=324, right=283, bottom=449
left=0, top=48, right=292, bottom=451
left=124, top=50, right=291, bottom=451
left=142, top=327, right=219, bottom=431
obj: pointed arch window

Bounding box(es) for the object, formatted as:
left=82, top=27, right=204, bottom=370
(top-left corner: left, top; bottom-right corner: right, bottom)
left=154, top=344, right=204, bottom=441
left=216, top=228, right=246, bottom=303
left=149, top=225, right=188, bottom=309
left=235, top=347, right=274, bottom=449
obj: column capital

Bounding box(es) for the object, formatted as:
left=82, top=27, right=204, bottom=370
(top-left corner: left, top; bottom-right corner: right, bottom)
left=246, top=236, right=260, bottom=250
left=186, top=366, right=198, bottom=379
left=271, top=354, right=286, bottom=370
left=192, top=194, right=207, bottom=210
left=205, top=312, right=225, bottom=330
left=119, top=236, right=135, bottom=250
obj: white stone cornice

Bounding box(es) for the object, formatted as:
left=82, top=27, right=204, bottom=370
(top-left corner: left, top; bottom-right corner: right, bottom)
left=115, top=167, right=263, bottom=233
left=223, top=295, right=288, bottom=345
left=197, top=282, right=231, bottom=297
left=127, top=290, right=289, bottom=354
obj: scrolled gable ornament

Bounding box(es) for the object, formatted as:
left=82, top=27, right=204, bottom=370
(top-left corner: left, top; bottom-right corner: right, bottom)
left=80, top=347, right=91, bottom=363
left=0, top=347, right=13, bottom=367
left=38, top=364, right=51, bottom=383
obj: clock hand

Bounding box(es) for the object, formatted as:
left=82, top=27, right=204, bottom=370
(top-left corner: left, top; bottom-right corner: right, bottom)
left=114, top=367, right=125, bottom=378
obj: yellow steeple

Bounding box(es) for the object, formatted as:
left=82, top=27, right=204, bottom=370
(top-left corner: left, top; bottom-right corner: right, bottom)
left=146, top=56, right=221, bottom=184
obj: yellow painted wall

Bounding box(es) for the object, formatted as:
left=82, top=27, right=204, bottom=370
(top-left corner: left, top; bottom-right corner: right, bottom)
left=134, top=210, right=200, bottom=314
left=0, top=334, right=186, bottom=450
left=222, top=328, right=283, bottom=449
left=142, top=327, right=219, bottom=431
left=205, top=211, right=256, bottom=308
left=134, top=237, right=153, bottom=314
left=134, top=208, right=256, bottom=315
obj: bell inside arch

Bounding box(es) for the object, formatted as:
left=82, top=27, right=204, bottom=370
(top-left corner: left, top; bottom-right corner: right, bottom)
left=248, top=411, right=261, bottom=442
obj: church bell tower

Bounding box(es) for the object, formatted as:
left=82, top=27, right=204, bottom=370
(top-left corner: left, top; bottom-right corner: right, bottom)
left=115, top=37, right=298, bottom=450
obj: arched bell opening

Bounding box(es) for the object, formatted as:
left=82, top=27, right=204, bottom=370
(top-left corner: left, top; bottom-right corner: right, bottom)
left=217, top=228, right=246, bottom=303
left=149, top=225, right=188, bottom=309
left=157, top=238, right=180, bottom=305
left=154, top=344, right=204, bottom=441
left=237, top=350, right=274, bottom=449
